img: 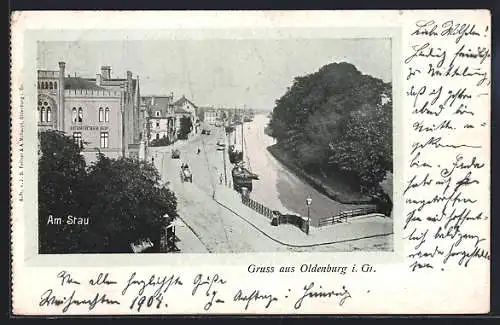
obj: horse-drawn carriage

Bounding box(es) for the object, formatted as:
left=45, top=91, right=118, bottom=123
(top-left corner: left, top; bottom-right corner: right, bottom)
left=180, top=163, right=193, bottom=183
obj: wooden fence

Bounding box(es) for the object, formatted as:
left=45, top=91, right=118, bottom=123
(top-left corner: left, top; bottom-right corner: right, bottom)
left=318, top=206, right=380, bottom=227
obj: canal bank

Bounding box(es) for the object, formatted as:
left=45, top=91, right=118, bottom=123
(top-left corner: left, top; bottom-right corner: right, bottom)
left=266, top=143, right=375, bottom=205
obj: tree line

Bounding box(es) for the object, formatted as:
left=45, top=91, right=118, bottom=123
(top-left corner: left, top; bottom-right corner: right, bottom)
left=38, top=130, right=178, bottom=253
left=268, top=62, right=392, bottom=205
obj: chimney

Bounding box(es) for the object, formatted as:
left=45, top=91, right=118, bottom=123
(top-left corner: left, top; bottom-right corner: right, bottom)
left=151, top=96, right=155, bottom=105
left=96, top=73, right=102, bottom=86
left=101, top=66, right=111, bottom=79
left=58, top=61, right=66, bottom=75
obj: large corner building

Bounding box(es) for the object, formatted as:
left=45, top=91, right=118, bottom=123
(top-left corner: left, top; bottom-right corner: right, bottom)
left=37, top=62, right=147, bottom=162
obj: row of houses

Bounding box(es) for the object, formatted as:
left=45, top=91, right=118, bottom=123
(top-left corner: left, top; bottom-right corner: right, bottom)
left=37, top=62, right=201, bottom=162
left=198, top=106, right=255, bottom=126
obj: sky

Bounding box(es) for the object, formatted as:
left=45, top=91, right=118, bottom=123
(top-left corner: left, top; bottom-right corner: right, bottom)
left=38, top=39, right=391, bottom=110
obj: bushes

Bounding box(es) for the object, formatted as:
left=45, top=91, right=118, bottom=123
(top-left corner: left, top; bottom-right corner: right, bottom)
left=150, top=136, right=172, bottom=147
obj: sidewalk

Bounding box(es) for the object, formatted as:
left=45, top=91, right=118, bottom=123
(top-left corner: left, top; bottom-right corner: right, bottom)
left=213, top=185, right=393, bottom=247
left=174, top=217, right=210, bottom=253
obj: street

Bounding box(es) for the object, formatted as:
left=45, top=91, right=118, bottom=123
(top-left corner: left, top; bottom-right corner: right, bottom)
left=149, top=115, right=392, bottom=253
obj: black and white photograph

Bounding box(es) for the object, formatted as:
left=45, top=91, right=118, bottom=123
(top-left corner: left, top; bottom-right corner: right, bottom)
left=36, top=38, right=394, bottom=254
left=11, top=10, right=492, bottom=316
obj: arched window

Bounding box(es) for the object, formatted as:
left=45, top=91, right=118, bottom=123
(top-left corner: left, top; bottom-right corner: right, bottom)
left=105, top=107, right=110, bottom=122
left=49, top=82, right=53, bottom=89
left=78, top=107, right=83, bottom=122
left=72, top=107, right=77, bottom=122
left=98, top=107, right=104, bottom=122
left=156, top=133, right=160, bottom=140
left=38, top=99, right=53, bottom=123
left=54, top=82, right=57, bottom=89
left=44, top=82, right=48, bottom=89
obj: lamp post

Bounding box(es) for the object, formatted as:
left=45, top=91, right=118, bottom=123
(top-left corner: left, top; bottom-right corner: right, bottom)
left=306, top=196, right=312, bottom=235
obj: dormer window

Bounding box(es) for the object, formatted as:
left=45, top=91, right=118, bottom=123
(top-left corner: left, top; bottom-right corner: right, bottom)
left=156, top=111, right=160, bottom=117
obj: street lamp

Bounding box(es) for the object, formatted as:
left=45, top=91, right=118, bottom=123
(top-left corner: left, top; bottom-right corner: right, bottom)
left=306, top=196, right=312, bottom=235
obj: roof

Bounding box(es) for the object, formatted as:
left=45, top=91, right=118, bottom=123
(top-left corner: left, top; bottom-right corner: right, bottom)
left=142, top=96, right=172, bottom=109
left=173, top=95, right=197, bottom=108
left=142, top=96, right=174, bottom=116
left=174, top=107, right=191, bottom=114
left=64, top=77, right=106, bottom=90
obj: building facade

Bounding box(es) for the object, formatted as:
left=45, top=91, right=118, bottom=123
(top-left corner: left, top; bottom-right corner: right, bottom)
left=173, top=95, right=200, bottom=134
left=37, top=62, right=146, bottom=162
left=141, top=95, right=177, bottom=143
left=202, top=107, right=217, bottom=125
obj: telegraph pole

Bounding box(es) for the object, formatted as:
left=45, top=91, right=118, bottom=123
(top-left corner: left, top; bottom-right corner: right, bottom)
left=223, top=144, right=228, bottom=186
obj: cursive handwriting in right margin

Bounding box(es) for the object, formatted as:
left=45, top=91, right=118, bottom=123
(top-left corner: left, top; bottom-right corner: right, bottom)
left=404, top=19, right=490, bottom=271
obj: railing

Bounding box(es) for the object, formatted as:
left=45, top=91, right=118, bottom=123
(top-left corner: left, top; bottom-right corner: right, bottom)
left=241, top=195, right=273, bottom=219
left=241, top=195, right=309, bottom=234
left=318, top=206, right=380, bottom=227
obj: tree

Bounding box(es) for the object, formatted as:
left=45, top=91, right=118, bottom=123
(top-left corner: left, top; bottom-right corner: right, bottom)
left=178, top=115, right=193, bottom=140
left=81, top=155, right=178, bottom=253
left=38, top=130, right=87, bottom=253
left=268, top=62, right=393, bottom=199
left=38, top=130, right=178, bottom=254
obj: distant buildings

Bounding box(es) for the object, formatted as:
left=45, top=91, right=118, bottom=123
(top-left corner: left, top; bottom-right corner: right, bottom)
left=201, top=107, right=217, bottom=125
left=37, top=62, right=145, bottom=162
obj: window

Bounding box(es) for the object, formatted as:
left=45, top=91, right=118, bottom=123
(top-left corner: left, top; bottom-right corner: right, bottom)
left=40, top=108, right=45, bottom=122
left=73, top=132, right=82, bottom=148
left=46, top=108, right=51, bottom=122
left=105, top=107, right=110, bottom=122
left=54, top=82, right=57, bottom=89
left=72, top=108, right=77, bottom=122
left=77, top=107, right=83, bottom=122
left=100, top=132, right=109, bottom=148
left=156, top=133, right=160, bottom=140
left=38, top=82, right=40, bottom=89
left=98, top=107, right=104, bottom=122
left=156, top=121, right=160, bottom=128
left=156, top=111, right=160, bottom=117
left=49, top=82, right=53, bottom=89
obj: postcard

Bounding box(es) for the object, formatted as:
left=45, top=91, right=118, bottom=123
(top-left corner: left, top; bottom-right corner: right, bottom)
left=10, top=10, right=490, bottom=314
